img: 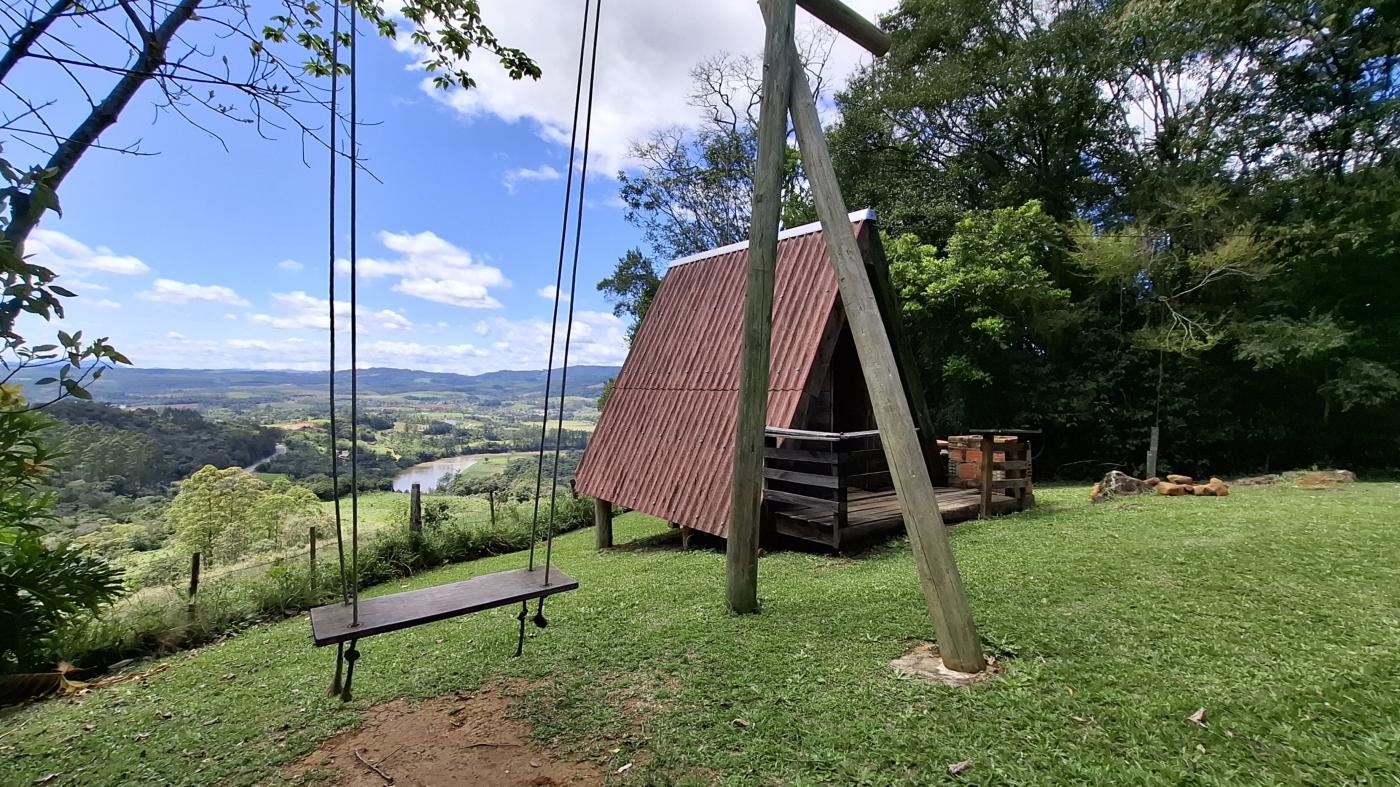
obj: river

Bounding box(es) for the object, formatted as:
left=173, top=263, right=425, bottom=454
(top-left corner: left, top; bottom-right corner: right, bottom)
left=392, top=453, right=498, bottom=492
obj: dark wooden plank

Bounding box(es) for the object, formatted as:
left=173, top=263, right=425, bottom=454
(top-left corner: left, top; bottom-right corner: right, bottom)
left=310, top=567, right=579, bottom=647
left=765, top=446, right=840, bottom=463
left=764, top=488, right=840, bottom=508
left=990, top=478, right=1028, bottom=490
left=765, top=426, right=882, bottom=442
left=997, top=460, right=1029, bottom=470
left=764, top=467, right=841, bottom=488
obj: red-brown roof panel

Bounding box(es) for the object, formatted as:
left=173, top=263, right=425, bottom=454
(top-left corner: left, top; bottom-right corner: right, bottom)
left=575, top=214, right=871, bottom=538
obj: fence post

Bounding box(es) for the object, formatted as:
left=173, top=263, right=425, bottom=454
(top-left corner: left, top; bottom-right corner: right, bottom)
left=488, top=489, right=496, bottom=527
left=308, top=525, right=317, bottom=594
left=187, top=552, right=201, bottom=617
left=1146, top=425, right=1160, bottom=479
left=569, top=478, right=577, bottom=499
left=409, top=483, right=422, bottom=536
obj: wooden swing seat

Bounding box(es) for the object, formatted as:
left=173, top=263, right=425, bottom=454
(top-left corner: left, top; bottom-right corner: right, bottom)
left=309, top=567, right=579, bottom=646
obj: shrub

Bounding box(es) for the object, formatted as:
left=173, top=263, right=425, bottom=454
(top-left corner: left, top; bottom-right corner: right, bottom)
left=45, top=493, right=597, bottom=671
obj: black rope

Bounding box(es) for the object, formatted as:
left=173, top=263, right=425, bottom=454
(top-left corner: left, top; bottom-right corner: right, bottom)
left=543, top=0, right=603, bottom=593
left=347, top=0, right=361, bottom=629
left=326, top=0, right=347, bottom=608
left=516, top=0, right=594, bottom=657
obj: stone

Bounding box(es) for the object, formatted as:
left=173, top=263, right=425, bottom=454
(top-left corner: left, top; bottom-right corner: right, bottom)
left=1166, top=474, right=1194, bottom=485
left=1157, top=482, right=1187, bottom=496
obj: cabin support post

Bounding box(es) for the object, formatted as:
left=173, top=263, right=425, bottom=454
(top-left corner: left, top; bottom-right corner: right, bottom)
left=763, top=2, right=984, bottom=672
left=594, top=498, right=613, bottom=549
left=726, top=0, right=796, bottom=615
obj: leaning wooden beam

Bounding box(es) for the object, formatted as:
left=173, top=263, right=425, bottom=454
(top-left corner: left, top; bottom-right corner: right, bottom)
left=795, top=0, right=890, bottom=56
left=727, top=0, right=798, bottom=615
left=782, top=41, right=986, bottom=673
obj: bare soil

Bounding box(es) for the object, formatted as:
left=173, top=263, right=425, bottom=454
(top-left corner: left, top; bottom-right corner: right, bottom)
left=285, top=685, right=603, bottom=786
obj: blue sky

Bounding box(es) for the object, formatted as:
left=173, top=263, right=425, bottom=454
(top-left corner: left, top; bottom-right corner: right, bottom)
left=13, top=0, right=890, bottom=373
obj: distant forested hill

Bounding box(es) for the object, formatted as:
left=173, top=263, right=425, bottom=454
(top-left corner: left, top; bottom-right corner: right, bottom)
left=45, top=402, right=280, bottom=495
left=15, top=366, right=619, bottom=408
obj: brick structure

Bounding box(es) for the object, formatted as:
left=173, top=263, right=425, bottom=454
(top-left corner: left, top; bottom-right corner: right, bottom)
left=946, top=435, right=1034, bottom=500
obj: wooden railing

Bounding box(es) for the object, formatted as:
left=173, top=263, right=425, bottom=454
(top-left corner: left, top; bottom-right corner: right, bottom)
left=762, top=427, right=893, bottom=538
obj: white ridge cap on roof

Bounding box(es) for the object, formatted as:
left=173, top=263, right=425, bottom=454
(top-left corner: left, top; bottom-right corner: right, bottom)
left=667, top=208, right=878, bottom=269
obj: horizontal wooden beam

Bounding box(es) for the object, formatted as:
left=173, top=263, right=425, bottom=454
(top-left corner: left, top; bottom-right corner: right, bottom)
left=796, top=0, right=890, bottom=56
left=765, top=467, right=842, bottom=488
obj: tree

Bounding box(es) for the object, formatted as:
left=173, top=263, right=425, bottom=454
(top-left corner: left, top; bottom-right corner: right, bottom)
left=596, top=248, right=660, bottom=341
left=166, top=465, right=318, bottom=565
left=888, top=201, right=1072, bottom=428
left=830, top=0, right=1400, bottom=476
left=0, top=384, right=123, bottom=673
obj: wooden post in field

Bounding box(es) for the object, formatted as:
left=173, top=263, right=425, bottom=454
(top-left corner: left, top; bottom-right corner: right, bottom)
left=488, top=489, right=496, bottom=527
left=409, top=483, right=422, bottom=536
left=187, top=552, right=201, bottom=617
left=308, top=526, right=317, bottom=592
left=761, top=0, right=986, bottom=672
left=726, top=0, right=797, bottom=615
left=594, top=498, right=613, bottom=549
left=1146, top=426, right=1159, bottom=479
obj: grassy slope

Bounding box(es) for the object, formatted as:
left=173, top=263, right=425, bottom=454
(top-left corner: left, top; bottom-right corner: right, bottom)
left=4, top=484, right=1399, bottom=785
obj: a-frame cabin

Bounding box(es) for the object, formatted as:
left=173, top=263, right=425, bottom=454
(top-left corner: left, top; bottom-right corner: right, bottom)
left=576, top=210, right=1021, bottom=549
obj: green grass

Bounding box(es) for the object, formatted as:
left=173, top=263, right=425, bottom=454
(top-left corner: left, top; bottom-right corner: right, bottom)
left=450, top=450, right=536, bottom=481
left=4, top=484, right=1400, bottom=785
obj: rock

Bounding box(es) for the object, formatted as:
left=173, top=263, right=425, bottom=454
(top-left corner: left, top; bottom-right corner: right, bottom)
left=1207, top=477, right=1230, bottom=497
left=1293, top=469, right=1357, bottom=487
left=1234, top=474, right=1281, bottom=486
left=1092, top=470, right=1151, bottom=502
left=1157, top=481, right=1187, bottom=496
left=1191, top=484, right=1214, bottom=496
left=1144, top=477, right=1162, bottom=487
left=1166, top=474, right=1194, bottom=485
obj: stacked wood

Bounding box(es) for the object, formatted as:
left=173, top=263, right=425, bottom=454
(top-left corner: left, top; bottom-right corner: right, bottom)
left=1158, top=477, right=1231, bottom=497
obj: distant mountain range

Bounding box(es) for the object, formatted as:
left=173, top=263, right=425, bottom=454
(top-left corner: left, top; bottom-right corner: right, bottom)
left=14, top=366, right=620, bottom=407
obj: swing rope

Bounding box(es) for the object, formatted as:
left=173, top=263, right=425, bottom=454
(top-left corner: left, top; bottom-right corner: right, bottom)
left=325, top=0, right=348, bottom=698
left=516, top=0, right=600, bottom=657
left=325, top=0, right=363, bottom=700
left=319, top=0, right=591, bottom=684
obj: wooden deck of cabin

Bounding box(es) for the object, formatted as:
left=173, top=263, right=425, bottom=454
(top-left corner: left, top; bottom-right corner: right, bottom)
left=767, top=487, right=1020, bottom=549
left=761, top=426, right=1032, bottom=550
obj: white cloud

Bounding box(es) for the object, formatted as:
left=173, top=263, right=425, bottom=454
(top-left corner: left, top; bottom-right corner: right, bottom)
left=138, top=278, right=250, bottom=306
left=344, top=230, right=508, bottom=309
left=503, top=164, right=562, bottom=194
left=132, top=309, right=628, bottom=373
left=29, top=228, right=151, bottom=276
left=279, top=259, right=305, bottom=271
left=167, top=331, right=186, bottom=340
left=91, top=298, right=121, bottom=309
left=249, top=291, right=414, bottom=333
left=399, top=0, right=894, bottom=173
left=536, top=284, right=570, bottom=303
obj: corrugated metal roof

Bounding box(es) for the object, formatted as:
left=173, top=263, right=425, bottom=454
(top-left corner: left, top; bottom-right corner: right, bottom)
left=575, top=215, right=872, bottom=538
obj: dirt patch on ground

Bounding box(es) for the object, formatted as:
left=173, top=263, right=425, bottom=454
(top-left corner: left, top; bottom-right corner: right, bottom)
left=285, top=685, right=604, bottom=786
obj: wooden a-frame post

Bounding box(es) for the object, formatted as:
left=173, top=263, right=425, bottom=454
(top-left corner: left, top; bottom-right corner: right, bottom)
left=727, top=0, right=986, bottom=673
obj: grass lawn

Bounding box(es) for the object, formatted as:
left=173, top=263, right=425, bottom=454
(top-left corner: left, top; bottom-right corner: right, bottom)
left=4, top=483, right=1399, bottom=785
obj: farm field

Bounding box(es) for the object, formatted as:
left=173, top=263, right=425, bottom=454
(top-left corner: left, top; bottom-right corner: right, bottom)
left=3, top=483, right=1399, bottom=785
